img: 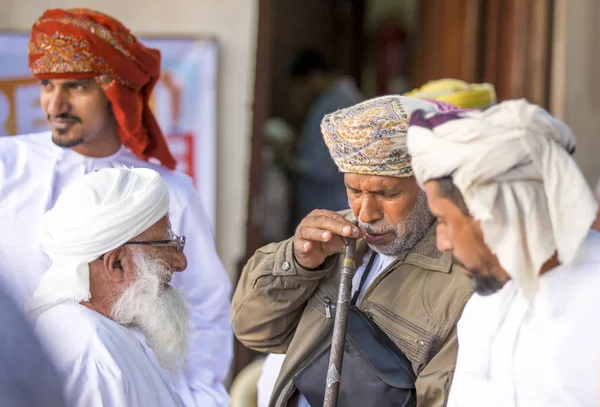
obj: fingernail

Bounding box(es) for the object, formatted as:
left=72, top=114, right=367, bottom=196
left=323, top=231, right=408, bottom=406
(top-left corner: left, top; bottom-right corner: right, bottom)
left=322, top=231, right=329, bottom=239
left=342, top=226, right=351, bottom=235
left=304, top=242, right=310, bottom=250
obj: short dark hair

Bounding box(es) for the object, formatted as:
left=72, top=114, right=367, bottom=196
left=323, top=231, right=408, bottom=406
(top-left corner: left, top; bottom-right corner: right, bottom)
left=436, top=176, right=470, bottom=216
left=288, top=48, right=331, bottom=78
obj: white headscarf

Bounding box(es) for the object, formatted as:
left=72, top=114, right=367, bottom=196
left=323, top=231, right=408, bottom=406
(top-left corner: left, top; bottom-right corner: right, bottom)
left=26, top=167, right=170, bottom=317
left=407, top=99, right=597, bottom=299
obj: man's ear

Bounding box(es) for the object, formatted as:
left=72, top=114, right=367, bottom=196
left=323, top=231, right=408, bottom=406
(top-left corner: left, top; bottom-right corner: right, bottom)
left=102, top=247, right=125, bottom=283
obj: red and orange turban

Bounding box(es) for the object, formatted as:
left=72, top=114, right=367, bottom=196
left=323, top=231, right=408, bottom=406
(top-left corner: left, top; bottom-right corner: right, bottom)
left=28, top=8, right=176, bottom=169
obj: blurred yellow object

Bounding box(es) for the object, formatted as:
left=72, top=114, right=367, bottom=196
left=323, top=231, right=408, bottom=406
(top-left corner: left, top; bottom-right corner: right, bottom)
left=405, top=79, right=497, bottom=109
left=229, top=358, right=265, bottom=407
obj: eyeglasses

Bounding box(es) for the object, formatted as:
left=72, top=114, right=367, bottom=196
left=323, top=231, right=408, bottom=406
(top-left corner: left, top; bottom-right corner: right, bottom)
left=97, top=233, right=186, bottom=261
left=123, top=233, right=186, bottom=252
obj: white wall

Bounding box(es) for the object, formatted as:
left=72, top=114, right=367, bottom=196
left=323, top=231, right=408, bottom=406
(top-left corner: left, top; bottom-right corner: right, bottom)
left=551, top=0, right=600, bottom=189
left=0, top=0, right=258, bottom=279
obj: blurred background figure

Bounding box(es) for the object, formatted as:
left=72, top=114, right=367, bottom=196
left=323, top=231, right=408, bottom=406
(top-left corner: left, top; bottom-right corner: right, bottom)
left=0, top=283, right=66, bottom=407
left=273, top=48, right=364, bottom=234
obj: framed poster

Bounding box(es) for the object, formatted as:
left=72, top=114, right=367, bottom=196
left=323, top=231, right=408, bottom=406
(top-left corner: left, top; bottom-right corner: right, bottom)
left=0, top=33, right=218, bottom=228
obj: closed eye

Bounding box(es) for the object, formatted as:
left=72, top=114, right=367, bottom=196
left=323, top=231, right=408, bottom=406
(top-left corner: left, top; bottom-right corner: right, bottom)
left=381, top=191, right=401, bottom=198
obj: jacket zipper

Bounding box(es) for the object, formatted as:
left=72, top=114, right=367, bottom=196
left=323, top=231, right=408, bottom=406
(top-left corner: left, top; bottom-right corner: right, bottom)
left=323, top=296, right=334, bottom=319
left=279, top=381, right=296, bottom=407
left=373, top=314, right=420, bottom=344
left=366, top=301, right=424, bottom=345
left=362, top=307, right=417, bottom=345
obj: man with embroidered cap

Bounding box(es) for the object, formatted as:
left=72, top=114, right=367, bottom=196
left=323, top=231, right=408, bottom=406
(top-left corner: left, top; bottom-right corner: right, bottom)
left=0, top=8, right=231, bottom=406
left=29, top=167, right=188, bottom=406
left=233, top=95, right=472, bottom=407
left=407, top=99, right=600, bottom=406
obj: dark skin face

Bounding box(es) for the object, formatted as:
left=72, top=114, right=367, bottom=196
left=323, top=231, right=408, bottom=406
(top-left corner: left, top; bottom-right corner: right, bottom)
left=40, top=78, right=121, bottom=157
left=292, top=174, right=424, bottom=269
left=82, top=216, right=187, bottom=317
left=424, top=180, right=510, bottom=295
left=345, top=173, right=422, bottom=249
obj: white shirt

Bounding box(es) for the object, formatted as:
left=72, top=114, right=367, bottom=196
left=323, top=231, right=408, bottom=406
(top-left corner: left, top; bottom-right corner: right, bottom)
left=34, top=303, right=184, bottom=407
left=0, top=284, right=66, bottom=407
left=258, top=251, right=397, bottom=407
left=448, top=231, right=600, bottom=407
left=0, top=133, right=232, bottom=407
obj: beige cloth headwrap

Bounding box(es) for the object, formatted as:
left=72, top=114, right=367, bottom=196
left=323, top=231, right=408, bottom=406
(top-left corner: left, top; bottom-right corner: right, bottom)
left=26, top=167, right=170, bottom=318
left=321, top=95, right=452, bottom=177
left=407, top=99, right=597, bottom=299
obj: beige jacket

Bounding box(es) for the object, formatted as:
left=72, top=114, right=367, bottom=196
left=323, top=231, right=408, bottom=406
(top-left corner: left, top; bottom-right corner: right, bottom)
left=232, top=224, right=472, bottom=406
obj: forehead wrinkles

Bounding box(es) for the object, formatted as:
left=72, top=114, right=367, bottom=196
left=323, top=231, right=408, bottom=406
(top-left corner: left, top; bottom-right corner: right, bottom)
left=347, top=174, right=401, bottom=192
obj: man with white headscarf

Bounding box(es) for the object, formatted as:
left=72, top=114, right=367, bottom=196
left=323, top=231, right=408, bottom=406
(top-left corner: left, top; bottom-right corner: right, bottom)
left=0, top=10, right=232, bottom=406
left=28, top=167, right=190, bottom=407
left=406, top=99, right=600, bottom=406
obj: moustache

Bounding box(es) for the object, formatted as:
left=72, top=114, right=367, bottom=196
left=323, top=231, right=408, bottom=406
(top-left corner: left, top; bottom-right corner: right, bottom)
left=48, top=113, right=82, bottom=123
left=358, top=220, right=395, bottom=235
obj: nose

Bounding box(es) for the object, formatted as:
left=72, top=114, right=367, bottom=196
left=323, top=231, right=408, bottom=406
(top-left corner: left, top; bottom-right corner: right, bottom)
left=436, top=224, right=453, bottom=252
left=358, top=195, right=383, bottom=224
left=45, top=88, right=70, bottom=116
left=171, top=251, right=187, bottom=273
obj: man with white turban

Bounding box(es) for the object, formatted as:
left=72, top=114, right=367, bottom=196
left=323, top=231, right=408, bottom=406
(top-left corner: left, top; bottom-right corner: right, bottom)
left=406, top=99, right=600, bottom=406
left=28, top=167, right=190, bottom=407
left=0, top=10, right=231, bottom=406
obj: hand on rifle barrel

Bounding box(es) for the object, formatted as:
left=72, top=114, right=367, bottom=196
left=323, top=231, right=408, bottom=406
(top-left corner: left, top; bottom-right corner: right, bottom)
left=293, top=210, right=365, bottom=270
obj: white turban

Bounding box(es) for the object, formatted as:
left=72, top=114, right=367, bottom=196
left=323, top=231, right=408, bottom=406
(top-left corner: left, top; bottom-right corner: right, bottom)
left=26, top=167, right=170, bottom=317
left=407, top=99, right=598, bottom=299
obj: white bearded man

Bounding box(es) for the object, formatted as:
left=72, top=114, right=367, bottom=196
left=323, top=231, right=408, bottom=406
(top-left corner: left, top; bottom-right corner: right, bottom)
left=0, top=9, right=231, bottom=406
left=28, top=167, right=191, bottom=407
left=407, top=99, right=600, bottom=406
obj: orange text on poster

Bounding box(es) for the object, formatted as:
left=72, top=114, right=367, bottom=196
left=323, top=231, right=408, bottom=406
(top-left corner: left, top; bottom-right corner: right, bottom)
left=0, top=77, right=41, bottom=136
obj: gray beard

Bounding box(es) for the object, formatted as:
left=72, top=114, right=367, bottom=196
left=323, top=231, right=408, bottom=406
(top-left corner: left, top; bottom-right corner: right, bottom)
left=110, top=248, right=189, bottom=374
left=359, top=189, right=435, bottom=256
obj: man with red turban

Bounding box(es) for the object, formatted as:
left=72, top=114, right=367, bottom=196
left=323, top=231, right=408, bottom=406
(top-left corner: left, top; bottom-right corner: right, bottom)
left=0, top=8, right=232, bottom=407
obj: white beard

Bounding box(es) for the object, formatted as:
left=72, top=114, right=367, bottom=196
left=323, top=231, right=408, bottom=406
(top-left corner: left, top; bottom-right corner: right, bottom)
left=110, top=248, right=189, bottom=374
